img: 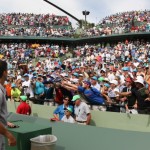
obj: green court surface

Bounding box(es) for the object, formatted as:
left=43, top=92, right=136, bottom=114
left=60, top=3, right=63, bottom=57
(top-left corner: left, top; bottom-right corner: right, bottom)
left=51, top=121, right=150, bottom=150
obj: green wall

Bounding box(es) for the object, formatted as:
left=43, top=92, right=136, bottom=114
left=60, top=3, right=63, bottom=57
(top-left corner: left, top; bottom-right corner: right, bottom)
left=7, top=101, right=150, bottom=132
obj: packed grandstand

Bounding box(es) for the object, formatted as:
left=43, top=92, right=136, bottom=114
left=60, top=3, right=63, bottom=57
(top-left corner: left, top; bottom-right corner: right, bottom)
left=0, top=10, right=150, bottom=117
left=0, top=10, right=150, bottom=37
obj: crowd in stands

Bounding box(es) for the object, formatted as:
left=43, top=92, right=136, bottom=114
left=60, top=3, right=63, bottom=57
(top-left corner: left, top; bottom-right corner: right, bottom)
left=0, top=11, right=150, bottom=38
left=0, top=13, right=74, bottom=37
left=82, top=10, right=150, bottom=37
left=0, top=43, right=68, bottom=60
left=1, top=39, right=150, bottom=125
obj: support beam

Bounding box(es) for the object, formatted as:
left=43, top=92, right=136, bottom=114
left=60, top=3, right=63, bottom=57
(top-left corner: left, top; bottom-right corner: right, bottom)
left=43, top=0, right=81, bottom=26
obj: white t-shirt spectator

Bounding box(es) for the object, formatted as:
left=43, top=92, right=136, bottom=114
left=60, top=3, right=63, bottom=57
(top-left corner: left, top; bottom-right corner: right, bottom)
left=91, top=83, right=101, bottom=91
left=106, top=53, right=111, bottom=62
left=74, top=102, right=90, bottom=122
left=22, top=80, right=34, bottom=98
left=108, top=73, right=115, bottom=81
left=61, top=115, right=75, bottom=123
left=125, top=50, right=129, bottom=56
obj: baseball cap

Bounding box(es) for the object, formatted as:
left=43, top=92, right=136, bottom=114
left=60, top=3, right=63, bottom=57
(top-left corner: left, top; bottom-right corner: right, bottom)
left=133, top=69, right=137, bottom=72
left=20, top=95, right=27, bottom=101
left=72, top=95, right=81, bottom=102
left=11, top=83, right=16, bottom=88
left=64, top=107, right=73, bottom=113
left=98, top=77, right=104, bottom=82
left=79, top=74, right=83, bottom=77
left=32, top=72, right=37, bottom=75
left=73, top=72, right=79, bottom=77
left=122, top=67, right=129, bottom=71
left=101, top=69, right=106, bottom=72
left=83, top=80, right=91, bottom=86
left=91, top=76, right=98, bottom=81
left=125, top=78, right=133, bottom=83
left=104, top=83, right=110, bottom=88
left=23, top=73, right=29, bottom=77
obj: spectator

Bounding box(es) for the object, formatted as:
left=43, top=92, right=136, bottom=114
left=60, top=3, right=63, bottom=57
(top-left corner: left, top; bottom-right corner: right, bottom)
left=16, top=95, right=32, bottom=115
left=11, top=83, right=21, bottom=101
left=71, top=95, right=91, bottom=125
left=53, top=96, right=73, bottom=120
left=121, top=77, right=137, bottom=114
left=61, top=107, right=75, bottom=123
left=62, top=80, right=105, bottom=106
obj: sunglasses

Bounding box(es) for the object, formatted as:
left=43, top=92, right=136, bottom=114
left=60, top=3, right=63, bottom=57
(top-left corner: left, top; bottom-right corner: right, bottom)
left=64, top=98, right=69, bottom=101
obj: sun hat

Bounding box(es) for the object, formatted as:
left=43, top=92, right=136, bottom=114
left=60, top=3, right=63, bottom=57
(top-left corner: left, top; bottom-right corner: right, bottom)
left=110, top=80, right=118, bottom=86
left=134, top=76, right=144, bottom=86
left=103, top=78, right=110, bottom=82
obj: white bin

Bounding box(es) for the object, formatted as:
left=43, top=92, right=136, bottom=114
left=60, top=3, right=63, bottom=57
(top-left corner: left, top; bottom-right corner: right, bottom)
left=30, top=135, right=57, bottom=150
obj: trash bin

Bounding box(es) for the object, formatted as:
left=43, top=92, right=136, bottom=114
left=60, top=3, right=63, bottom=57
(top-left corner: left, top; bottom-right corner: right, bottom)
left=30, top=134, right=57, bottom=150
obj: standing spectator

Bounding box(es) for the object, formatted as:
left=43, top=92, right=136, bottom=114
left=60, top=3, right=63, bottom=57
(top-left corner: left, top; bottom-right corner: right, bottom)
left=121, top=78, right=137, bottom=114
left=44, top=81, right=54, bottom=106
left=34, top=76, right=45, bottom=100
left=22, top=74, right=34, bottom=98
left=16, top=96, right=31, bottom=115
left=11, top=83, right=21, bottom=101
left=4, top=79, right=11, bottom=100
left=72, top=95, right=91, bottom=125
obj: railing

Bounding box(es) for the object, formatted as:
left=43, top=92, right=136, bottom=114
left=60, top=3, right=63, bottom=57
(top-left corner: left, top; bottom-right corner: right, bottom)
left=7, top=101, right=150, bottom=132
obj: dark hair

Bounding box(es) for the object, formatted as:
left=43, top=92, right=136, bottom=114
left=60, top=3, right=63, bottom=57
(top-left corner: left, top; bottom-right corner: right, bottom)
left=63, top=96, right=70, bottom=100
left=0, top=60, right=7, bottom=78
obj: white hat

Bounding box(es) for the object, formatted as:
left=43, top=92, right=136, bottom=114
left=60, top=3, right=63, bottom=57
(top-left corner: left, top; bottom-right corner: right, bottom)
left=135, top=76, right=144, bottom=86
left=101, top=68, right=106, bottom=72
left=110, top=80, right=118, bottom=86
left=79, top=74, right=83, bottom=77
left=103, top=78, right=109, bottom=82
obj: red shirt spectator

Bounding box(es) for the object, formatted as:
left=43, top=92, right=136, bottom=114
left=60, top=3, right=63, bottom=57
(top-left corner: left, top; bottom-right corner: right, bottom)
left=16, top=96, right=31, bottom=115
left=55, top=86, right=64, bottom=105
